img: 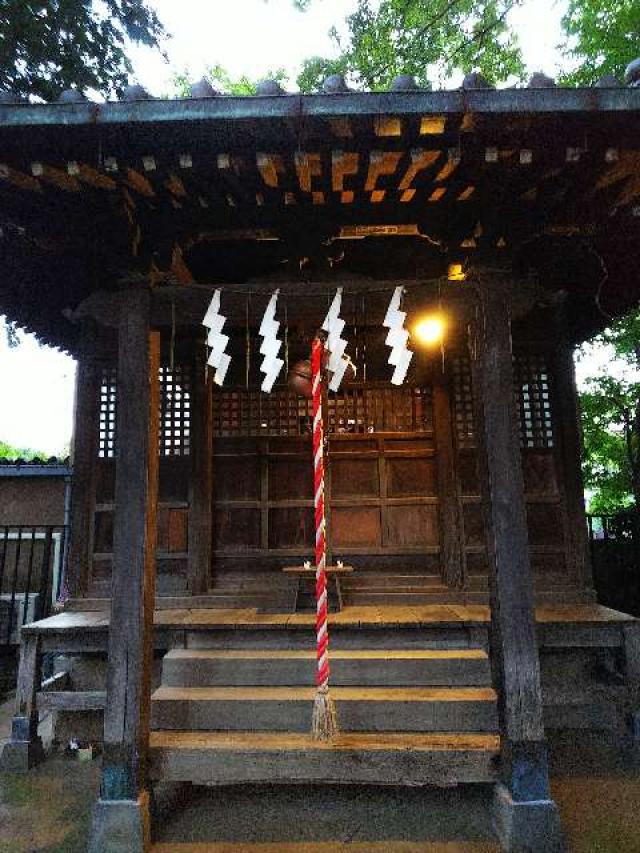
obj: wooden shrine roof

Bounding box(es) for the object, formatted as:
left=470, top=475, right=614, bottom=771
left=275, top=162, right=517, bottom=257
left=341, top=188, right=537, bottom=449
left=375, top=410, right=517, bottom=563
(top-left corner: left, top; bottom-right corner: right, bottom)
left=1, top=68, right=640, bottom=353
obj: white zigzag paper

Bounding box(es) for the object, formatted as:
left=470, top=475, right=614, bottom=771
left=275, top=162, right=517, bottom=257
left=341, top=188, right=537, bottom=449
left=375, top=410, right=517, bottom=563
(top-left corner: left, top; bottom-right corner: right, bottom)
left=258, top=290, right=284, bottom=393
left=383, top=286, right=413, bottom=385
left=202, top=288, right=231, bottom=386
left=322, top=287, right=351, bottom=392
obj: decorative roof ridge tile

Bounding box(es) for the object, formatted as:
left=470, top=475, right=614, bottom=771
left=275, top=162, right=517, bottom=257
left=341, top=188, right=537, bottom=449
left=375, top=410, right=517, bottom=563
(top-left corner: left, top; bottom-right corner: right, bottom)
left=1, top=59, right=640, bottom=106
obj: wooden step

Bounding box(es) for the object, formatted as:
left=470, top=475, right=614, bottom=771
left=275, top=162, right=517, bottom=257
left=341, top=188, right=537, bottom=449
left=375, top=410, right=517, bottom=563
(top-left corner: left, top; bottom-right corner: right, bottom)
left=152, top=845, right=500, bottom=853
left=343, top=575, right=446, bottom=588
left=162, top=648, right=492, bottom=687
left=150, top=686, right=498, bottom=732
left=149, top=730, right=500, bottom=785
left=344, top=592, right=466, bottom=606
left=185, top=626, right=488, bottom=651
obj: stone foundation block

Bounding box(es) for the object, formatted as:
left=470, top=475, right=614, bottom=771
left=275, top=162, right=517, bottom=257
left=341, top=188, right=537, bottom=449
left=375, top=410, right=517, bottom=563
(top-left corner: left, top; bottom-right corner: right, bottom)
left=88, top=792, right=151, bottom=853
left=493, top=783, right=564, bottom=852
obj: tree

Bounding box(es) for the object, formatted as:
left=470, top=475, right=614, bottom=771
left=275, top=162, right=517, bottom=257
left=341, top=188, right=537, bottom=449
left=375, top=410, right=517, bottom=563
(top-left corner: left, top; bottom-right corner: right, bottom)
left=172, top=65, right=288, bottom=98
left=297, top=0, right=525, bottom=92
left=561, top=0, right=640, bottom=86
left=0, top=1, right=167, bottom=102
left=0, top=440, right=51, bottom=461
left=578, top=311, right=640, bottom=515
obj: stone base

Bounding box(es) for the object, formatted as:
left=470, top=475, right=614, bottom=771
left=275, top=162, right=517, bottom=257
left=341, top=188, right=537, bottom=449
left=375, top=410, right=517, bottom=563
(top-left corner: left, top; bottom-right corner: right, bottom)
left=0, top=737, right=44, bottom=772
left=630, top=710, right=640, bottom=743
left=88, top=792, right=151, bottom=853
left=493, top=784, right=564, bottom=852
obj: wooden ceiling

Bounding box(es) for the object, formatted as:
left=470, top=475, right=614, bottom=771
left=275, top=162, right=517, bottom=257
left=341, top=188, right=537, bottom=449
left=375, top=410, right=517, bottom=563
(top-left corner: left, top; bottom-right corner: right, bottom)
left=0, top=86, right=639, bottom=352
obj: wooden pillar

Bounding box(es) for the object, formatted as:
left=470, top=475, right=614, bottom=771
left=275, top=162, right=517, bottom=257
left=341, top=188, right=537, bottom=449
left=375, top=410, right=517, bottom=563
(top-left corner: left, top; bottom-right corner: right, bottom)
left=470, top=278, right=562, bottom=850
left=0, top=634, right=44, bottom=770
left=188, top=345, right=213, bottom=594
left=553, top=343, right=593, bottom=592
left=433, top=367, right=463, bottom=587
left=89, top=289, right=159, bottom=853
left=66, top=333, right=101, bottom=597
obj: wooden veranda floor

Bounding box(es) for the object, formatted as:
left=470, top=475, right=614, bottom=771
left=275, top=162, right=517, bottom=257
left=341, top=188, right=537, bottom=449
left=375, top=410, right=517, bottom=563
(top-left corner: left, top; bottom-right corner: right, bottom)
left=23, top=603, right=637, bottom=650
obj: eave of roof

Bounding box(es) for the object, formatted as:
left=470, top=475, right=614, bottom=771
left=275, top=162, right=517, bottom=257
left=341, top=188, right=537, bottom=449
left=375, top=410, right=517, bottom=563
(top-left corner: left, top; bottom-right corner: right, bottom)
left=1, top=87, right=639, bottom=131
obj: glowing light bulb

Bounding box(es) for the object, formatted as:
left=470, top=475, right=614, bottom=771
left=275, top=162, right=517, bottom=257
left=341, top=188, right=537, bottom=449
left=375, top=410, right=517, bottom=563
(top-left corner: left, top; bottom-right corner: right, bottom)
left=448, top=263, right=466, bottom=282
left=413, top=315, right=446, bottom=346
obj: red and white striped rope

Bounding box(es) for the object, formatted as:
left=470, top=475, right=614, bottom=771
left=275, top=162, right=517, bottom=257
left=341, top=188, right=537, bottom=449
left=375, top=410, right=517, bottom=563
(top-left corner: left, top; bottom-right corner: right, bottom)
left=311, top=336, right=329, bottom=691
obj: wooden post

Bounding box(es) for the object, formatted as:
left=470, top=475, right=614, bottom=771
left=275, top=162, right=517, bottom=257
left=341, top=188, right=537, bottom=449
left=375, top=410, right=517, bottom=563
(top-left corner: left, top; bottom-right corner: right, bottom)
left=89, top=288, right=159, bottom=853
left=470, top=277, right=562, bottom=850
left=188, top=345, right=213, bottom=595
left=66, top=332, right=101, bottom=597
left=0, top=634, right=44, bottom=770
left=433, top=366, right=463, bottom=587
left=553, top=343, right=594, bottom=592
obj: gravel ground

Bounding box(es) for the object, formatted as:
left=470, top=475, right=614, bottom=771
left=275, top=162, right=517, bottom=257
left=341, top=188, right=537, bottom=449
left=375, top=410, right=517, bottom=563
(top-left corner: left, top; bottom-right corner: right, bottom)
left=1, top=694, right=639, bottom=852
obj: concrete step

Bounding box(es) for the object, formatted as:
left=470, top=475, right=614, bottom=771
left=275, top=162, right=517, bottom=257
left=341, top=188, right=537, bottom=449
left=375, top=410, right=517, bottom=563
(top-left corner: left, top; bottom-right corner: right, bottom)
left=161, top=648, right=492, bottom=687
left=150, top=686, right=498, bottom=732
left=148, top=730, right=500, bottom=785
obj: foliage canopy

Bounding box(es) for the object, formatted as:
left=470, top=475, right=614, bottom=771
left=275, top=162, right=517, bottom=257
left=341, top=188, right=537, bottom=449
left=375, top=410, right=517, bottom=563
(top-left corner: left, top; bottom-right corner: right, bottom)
left=297, top=0, right=525, bottom=92
left=578, top=312, right=640, bottom=514
left=0, top=0, right=166, bottom=101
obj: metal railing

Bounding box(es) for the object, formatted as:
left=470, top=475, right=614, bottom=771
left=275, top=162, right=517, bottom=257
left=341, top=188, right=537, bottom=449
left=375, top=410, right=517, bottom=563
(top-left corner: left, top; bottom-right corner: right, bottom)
left=0, top=525, right=67, bottom=650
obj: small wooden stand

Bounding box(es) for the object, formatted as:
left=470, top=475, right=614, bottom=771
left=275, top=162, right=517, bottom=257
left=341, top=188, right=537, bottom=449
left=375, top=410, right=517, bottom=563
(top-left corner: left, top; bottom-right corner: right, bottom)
left=281, top=564, right=354, bottom=613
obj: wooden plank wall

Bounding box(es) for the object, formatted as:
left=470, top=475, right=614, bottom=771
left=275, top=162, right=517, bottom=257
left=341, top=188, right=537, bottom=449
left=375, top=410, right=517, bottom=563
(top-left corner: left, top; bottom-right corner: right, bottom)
left=79, top=342, right=588, bottom=595
left=211, top=433, right=441, bottom=576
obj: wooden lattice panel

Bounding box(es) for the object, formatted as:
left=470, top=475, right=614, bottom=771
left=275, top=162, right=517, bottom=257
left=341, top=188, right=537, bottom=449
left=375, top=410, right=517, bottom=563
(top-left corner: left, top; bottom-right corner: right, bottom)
left=98, top=367, right=117, bottom=459
left=451, top=355, right=475, bottom=448
left=451, top=352, right=554, bottom=449
left=211, top=384, right=433, bottom=437
left=98, top=365, right=192, bottom=458
left=513, top=354, right=554, bottom=448
left=159, top=365, right=191, bottom=457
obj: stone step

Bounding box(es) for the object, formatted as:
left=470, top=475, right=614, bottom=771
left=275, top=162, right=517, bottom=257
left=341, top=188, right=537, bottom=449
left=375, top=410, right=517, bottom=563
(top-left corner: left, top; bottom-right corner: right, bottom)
left=161, top=648, right=492, bottom=687
left=148, top=730, right=500, bottom=786
left=150, top=686, right=498, bottom=732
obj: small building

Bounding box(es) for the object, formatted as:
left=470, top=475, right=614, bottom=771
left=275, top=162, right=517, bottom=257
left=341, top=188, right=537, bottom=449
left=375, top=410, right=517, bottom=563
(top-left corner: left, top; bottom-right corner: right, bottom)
left=0, top=459, right=69, bottom=649
left=1, top=67, right=640, bottom=851
left=0, top=458, right=69, bottom=527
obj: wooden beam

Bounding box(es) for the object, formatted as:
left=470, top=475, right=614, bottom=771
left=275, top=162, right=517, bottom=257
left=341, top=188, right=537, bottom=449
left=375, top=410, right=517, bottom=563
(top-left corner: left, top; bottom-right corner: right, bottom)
left=0, top=634, right=44, bottom=770
left=99, top=287, right=159, bottom=803
left=553, top=343, right=593, bottom=591
left=470, top=276, right=552, bottom=803
left=433, top=369, right=463, bottom=587
left=187, top=346, right=213, bottom=594
left=37, top=690, right=107, bottom=711
left=66, top=333, right=101, bottom=596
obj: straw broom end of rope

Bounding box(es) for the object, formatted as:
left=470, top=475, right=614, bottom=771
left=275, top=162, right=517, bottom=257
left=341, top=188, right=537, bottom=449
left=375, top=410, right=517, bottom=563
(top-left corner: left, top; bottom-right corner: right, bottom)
left=311, top=683, right=339, bottom=741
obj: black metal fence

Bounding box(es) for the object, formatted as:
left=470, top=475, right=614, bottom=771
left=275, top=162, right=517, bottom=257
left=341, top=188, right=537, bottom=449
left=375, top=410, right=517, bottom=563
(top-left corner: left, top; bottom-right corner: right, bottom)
left=587, top=512, right=640, bottom=616
left=0, top=525, right=67, bottom=649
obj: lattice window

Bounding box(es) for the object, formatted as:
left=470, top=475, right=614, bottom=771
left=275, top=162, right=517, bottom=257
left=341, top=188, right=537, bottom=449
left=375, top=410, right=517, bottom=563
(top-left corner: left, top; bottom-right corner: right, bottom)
left=513, top=354, right=554, bottom=448
left=99, top=367, right=117, bottom=458
left=98, top=365, right=192, bottom=458
left=211, top=384, right=433, bottom=437
left=159, top=365, right=191, bottom=456
left=451, top=355, right=475, bottom=447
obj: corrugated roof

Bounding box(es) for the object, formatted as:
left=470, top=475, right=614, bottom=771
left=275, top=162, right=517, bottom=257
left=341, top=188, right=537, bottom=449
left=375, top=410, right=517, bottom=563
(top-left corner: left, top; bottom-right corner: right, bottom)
left=0, top=458, right=70, bottom=476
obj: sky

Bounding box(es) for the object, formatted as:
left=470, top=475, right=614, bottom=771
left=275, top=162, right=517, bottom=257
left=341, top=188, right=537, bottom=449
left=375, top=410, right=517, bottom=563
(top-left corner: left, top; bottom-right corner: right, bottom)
left=0, top=0, right=595, bottom=456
